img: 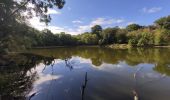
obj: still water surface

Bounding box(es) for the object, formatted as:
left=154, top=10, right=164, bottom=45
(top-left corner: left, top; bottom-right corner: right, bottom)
left=0, top=47, right=170, bottom=100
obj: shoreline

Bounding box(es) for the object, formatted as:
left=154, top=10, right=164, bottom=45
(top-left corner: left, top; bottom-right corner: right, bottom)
left=31, top=44, right=170, bottom=49
left=107, top=44, right=170, bottom=49
left=32, top=45, right=100, bottom=49
left=3, top=44, right=170, bottom=55
left=154, top=45, right=170, bottom=48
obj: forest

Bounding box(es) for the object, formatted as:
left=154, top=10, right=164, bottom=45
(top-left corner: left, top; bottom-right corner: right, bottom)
left=0, top=0, right=170, bottom=53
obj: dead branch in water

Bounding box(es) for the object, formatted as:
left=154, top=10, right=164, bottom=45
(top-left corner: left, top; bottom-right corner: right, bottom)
left=132, top=66, right=143, bottom=100
left=81, top=72, right=88, bottom=100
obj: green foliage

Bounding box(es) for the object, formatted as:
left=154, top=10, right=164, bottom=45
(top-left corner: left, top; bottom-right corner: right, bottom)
left=0, top=0, right=66, bottom=25
left=137, top=30, right=154, bottom=46
left=76, top=32, right=98, bottom=45
left=59, top=32, right=77, bottom=45
left=127, top=29, right=154, bottom=46
left=154, top=15, right=170, bottom=29
left=91, top=25, right=102, bottom=39
left=126, top=24, right=142, bottom=31
left=101, top=27, right=118, bottom=44
left=154, top=29, right=163, bottom=45
left=128, top=39, right=137, bottom=46
left=115, top=29, right=128, bottom=43
left=1, top=8, right=170, bottom=54
left=0, top=0, right=66, bottom=53
left=154, top=29, right=170, bottom=45
left=0, top=23, right=40, bottom=52
left=33, top=30, right=78, bottom=46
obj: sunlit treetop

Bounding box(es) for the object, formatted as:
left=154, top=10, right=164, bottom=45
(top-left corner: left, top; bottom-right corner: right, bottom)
left=27, top=0, right=66, bottom=25
left=27, top=0, right=65, bottom=13
left=0, top=0, right=66, bottom=25
left=154, top=15, right=170, bottom=29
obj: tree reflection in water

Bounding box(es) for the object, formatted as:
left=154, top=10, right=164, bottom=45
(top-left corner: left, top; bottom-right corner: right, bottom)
left=29, top=47, right=170, bottom=76
left=1, top=47, right=170, bottom=100
left=0, top=53, right=55, bottom=100
left=132, top=65, right=166, bottom=100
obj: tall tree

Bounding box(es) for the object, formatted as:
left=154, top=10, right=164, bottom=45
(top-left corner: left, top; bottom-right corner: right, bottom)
left=101, top=27, right=118, bottom=44
left=91, top=25, right=102, bottom=39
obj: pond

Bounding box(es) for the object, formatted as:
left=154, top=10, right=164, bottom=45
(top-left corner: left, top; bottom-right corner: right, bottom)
left=0, top=47, right=170, bottom=100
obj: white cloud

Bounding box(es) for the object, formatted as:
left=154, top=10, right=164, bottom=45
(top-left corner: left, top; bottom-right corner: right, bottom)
left=26, top=8, right=62, bottom=33
left=28, top=17, right=126, bottom=35
left=35, top=74, right=62, bottom=85
left=24, top=3, right=62, bottom=33
left=28, top=16, right=80, bottom=35
left=127, top=21, right=136, bottom=25
left=28, top=16, right=65, bottom=33
left=91, top=18, right=124, bottom=26
left=91, top=18, right=113, bottom=25
left=73, top=18, right=125, bottom=33
left=47, top=9, right=61, bottom=15
left=115, top=19, right=125, bottom=24
left=29, top=17, right=45, bottom=30
left=72, top=20, right=83, bottom=24
left=47, top=26, right=65, bottom=33
left=29, top=17, right=81, bottom=35
left=142, top=7, right=162, bottom=13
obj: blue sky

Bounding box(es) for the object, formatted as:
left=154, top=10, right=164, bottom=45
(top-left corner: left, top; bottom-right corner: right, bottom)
left=29, top=0, right=170, bottom=35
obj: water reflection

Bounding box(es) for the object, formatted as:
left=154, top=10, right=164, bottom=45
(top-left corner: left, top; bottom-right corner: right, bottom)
left=65, top=58, right=74, bottom=71
left=0, top=53, right=55, bottom=100
left=29, top=47, right=170, bottom=76
left=0, top=47, right=170, bottom=100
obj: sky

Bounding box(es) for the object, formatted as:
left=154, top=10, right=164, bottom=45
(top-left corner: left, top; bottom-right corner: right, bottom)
left=29, top=0, right=170, bottom=35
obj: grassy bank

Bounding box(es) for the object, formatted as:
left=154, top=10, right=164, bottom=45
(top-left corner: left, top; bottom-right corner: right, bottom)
left=105, top=44, right=170, bottom=49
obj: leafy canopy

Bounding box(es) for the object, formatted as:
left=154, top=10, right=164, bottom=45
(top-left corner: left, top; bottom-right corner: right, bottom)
left=0, top=0, right=66, bottom=25
left=155, top=15, right=170, bottom=29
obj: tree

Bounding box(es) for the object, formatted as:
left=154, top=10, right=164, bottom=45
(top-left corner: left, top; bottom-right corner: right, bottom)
left=101, top=27, right=118, bottom=44
left=91, top=25, right=102, bottom=39
left=0, top=0, right=66, bottom=53
left=76, top=32, right=98, bottom=45
left=0, top=0, right=66, bottom=25
left=155, top=15, right=170, bottom=29
left=154, top=29, right=170, bottom=45
left=126, top=24, right=142, bottom=31
left=59, top=32, right=77, bottom=45
left=137, top=30, right=154, bottom=46
left=115, top=29, right=128, bottom=43
left=127, top=29, right=154, bottom=46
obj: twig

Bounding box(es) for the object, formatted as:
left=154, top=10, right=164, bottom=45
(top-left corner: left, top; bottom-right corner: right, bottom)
left=81, top=72, right=88, bottom=100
